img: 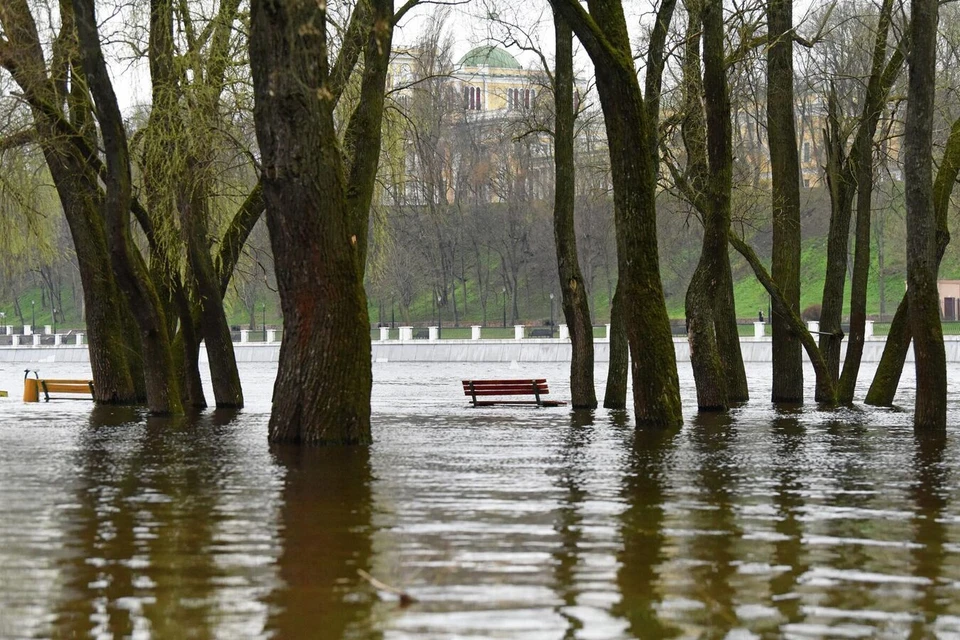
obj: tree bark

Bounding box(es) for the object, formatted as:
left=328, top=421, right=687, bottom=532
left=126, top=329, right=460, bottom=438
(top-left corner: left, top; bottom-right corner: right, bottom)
left=553, top=8, right=597, bottom=409
left=904, top=0, right=946, bottom=430
left=251, top=0, right=387, bottom=444
left=767, top=0, right=803, bottom=402
left=551, top=0, right=682, bottom=427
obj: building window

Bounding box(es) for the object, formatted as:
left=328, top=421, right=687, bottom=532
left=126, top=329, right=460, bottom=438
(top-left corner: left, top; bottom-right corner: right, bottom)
left=464, top=86, right=482, bottom=110
left=803, top=141, right=811, bottom=163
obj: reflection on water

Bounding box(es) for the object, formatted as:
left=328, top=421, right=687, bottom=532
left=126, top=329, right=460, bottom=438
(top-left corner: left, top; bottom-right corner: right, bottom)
left=266, top=445, right=378, bottom=639
left=1, top=361, right=960, bottom=638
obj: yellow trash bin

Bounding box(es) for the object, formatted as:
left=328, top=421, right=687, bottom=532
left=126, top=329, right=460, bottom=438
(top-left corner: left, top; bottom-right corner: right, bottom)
left=23, top=376, right=39, bottom=403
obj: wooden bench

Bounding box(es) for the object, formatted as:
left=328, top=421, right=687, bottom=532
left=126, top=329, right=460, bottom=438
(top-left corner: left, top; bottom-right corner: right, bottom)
left=529, top=328, right=554, bottom=337
left=23, top=376, right=94, bottom=402
left=413, top=329, right=429, bottom=339
left=462, top=379, right=566, bottom=407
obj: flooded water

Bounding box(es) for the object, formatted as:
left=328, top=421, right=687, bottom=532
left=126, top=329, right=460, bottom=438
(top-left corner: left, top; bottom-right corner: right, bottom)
left=1, top=360, right=960, bottom=639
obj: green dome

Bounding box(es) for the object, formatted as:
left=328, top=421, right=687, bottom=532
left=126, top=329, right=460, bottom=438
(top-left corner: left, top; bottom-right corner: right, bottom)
left=458, top=46, right=522, bottom=70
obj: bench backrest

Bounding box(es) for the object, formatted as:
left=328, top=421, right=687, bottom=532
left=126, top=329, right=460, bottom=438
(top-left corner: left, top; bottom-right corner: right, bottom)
left=39, top=379, right=94, bottom=401
left=462, top=379, right=550, bottom=397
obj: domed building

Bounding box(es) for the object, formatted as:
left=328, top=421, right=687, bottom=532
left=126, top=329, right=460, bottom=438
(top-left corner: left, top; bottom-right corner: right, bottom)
left=456, top=45, right=539, bottom=114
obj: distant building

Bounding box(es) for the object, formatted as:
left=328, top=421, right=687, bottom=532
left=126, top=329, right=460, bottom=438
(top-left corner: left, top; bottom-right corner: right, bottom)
left=938, top=280, right=960, bottom=321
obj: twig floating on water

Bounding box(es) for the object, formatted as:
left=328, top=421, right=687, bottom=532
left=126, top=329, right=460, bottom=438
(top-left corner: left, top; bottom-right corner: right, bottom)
left=357, top=569, right=417, bottom=607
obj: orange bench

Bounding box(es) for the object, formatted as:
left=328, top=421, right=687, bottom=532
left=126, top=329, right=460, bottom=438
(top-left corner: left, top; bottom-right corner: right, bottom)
left=462, top=379, right=566, bottom=407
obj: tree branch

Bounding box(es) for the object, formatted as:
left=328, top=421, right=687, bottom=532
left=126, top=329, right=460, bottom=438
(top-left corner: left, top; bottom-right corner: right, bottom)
left=217, top=179, right=265, bottom=295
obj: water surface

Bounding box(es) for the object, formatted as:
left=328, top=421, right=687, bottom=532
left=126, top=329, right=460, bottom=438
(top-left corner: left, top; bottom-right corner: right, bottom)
left=1, top=361, right=959, bottom=638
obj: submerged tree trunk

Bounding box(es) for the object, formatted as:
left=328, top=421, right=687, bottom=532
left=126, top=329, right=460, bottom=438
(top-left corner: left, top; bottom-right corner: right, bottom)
left=683, top=0, right=742, bottom=412
left=767, top=0, right=803, bottom=402
left=904, top=0, right=946, bottom=430
left=552, top=9, right=597, bottom=409
left=835, top=2, right=903, bottom=402
left=865, top=116, right=959, bottom=407
left=683, top=0, right=723, bottom=411
left=250, top=0, right=393, bottom=443
left=819, top=90, right=855, bottom=386
left=604, top=284, right=629, bottom=409
left=0, top=0, right=138, bottom=404
left=551, top=0, right=682, bottom=427
left=74, top=0, right=183, bottom=414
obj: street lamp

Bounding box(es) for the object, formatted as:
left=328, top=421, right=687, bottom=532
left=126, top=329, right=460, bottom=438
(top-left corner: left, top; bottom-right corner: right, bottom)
left=52, top=308, right=57, bottom=337
left=550, top=293, right=555, bottom=337
left=501, top=287, right=507, bottom=328
left=31, top=300, right=35, bottom=329
left=437, top=294, right=442, bottom=340
left=262, top=303, right=266, bottom=338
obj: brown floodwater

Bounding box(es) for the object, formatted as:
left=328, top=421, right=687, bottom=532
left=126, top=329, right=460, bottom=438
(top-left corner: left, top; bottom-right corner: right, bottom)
left=1, top=360, right=959, bottom=639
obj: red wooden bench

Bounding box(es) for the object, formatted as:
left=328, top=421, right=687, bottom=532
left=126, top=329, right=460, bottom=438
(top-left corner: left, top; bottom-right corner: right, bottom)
left=462, top=379, right=566, bottom=407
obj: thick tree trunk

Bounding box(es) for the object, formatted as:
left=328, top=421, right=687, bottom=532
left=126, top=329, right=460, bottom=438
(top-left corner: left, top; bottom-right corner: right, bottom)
left=603, top=284, right=629, bottom=410
left=767, top=0, right=804, bottom=402
left=46, top=156, right=139, bottom=403
left=251, top=0, right=373, bottom=444
left=675, top=0, right=746, bottom=409
left=904, top=0, right=946, bottom=431
left=865, top=117, right=958, bottom=406
left=553, top=9, right=597, bottom=409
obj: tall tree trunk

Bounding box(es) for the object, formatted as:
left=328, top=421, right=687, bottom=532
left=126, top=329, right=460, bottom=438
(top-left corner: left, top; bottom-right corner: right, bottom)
left=818, top=88, right=855, bottom=386
left=552, top=8, right=597, bottom=409
left=838, top=0, right=902, bottom=403
left=683, top=0, right=742, bottom=411
left=551, top=0, right=682, bottom=427
left=0, top=0, right=138, bottom=404
left=904, top=0, right=946, bottom=430
left=73, top=0, right=183, bottom=414
left=604, top=285, right=629, bottom=410
left=251, top=0, right=382, bottom=444
left=865, top=116, right=959, bottom=406
left=767, top=0, right=803, bottom=402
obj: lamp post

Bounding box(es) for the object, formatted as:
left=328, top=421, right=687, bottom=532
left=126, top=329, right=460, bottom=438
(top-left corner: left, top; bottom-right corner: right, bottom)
left=501, top=287, right=507, bottom=328
left=31, top=300, right=35, bottom=329
left=262, top=303, right=266, bottom=338
left=52, top=308, right=57, bottom=337
left=437, top=294, right=442, bottom=340
left=550, top=293, right=555, bottom=337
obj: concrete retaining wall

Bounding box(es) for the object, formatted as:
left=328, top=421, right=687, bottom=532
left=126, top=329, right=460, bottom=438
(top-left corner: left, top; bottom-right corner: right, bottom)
left=0, top=336, right=952, bottom=364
